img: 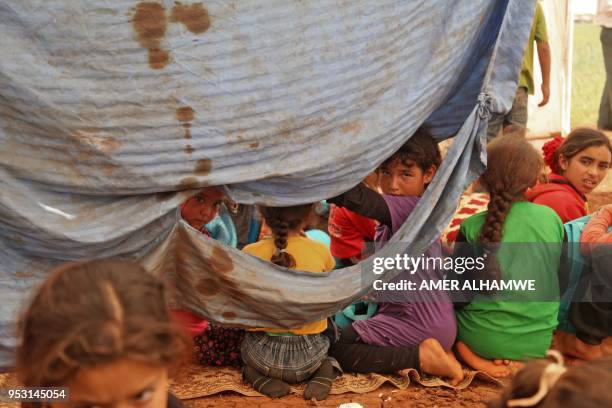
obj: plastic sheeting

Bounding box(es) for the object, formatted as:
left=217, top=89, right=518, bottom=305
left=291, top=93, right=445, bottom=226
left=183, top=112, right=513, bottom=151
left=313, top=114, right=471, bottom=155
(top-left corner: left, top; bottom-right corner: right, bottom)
left=0, top=0, right=535, bottom=367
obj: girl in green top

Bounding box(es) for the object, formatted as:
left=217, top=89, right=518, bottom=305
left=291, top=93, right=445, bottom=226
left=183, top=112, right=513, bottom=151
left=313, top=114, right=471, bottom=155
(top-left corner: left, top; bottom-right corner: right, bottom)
left=450, top=136, right=564, bottom=378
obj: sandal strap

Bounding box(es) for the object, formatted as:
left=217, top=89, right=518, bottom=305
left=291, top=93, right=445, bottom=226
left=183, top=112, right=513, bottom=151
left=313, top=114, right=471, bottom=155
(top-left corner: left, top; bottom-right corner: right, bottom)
left=252, top=377, right=271, bottom=392
left=308, top=378, right=333, bottom=389
left=307, top=380, right=332, bottom=388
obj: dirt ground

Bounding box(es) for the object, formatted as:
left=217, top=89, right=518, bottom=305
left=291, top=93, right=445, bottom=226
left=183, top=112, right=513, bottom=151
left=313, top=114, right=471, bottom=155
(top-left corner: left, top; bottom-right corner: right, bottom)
left=183, top=380, right=505, bottom=408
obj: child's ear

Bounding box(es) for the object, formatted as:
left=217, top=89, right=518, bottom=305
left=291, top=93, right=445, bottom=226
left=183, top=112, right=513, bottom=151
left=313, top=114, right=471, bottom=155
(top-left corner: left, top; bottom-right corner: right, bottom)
left=558, top=156, right=569, bottom=172
left=423, top=165, right=437, bottom=184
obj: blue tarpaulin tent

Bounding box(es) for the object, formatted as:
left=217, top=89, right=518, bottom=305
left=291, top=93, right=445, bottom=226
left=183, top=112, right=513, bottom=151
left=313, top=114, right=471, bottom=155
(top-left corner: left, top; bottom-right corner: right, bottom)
left=0, top=0, right=535, bottom=367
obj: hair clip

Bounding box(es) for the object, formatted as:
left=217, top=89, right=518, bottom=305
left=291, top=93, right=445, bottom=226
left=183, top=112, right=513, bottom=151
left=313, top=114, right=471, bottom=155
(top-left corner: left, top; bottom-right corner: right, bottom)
left=274, top=248, right=288, bottom=257
left=507, top=351, right=567, bottom=407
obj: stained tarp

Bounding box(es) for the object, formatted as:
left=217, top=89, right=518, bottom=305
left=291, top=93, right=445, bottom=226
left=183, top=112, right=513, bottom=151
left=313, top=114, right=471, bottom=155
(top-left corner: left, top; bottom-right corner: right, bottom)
left=0, top=0, right=535, bottom=367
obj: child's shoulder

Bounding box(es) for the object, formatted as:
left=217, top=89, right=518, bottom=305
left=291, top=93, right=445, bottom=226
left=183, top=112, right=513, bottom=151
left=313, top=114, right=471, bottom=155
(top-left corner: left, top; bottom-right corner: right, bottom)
left=381, top=194, right=420, bottom=217
left=381, top=194, right=420, bottom=205
left=459, top=210, right=488, bottom=233
left=510, top=201, right=564, bottom=230
left=293, top=235, right=330, bottom=253
left=242, top=238, right=273, bottom=254
left=291, top=236, right=334, bottom=271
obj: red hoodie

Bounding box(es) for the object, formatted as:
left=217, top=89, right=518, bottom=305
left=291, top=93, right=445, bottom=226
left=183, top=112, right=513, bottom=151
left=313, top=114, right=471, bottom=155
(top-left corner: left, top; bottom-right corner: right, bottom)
left=525, top=174, right=587, bottom=223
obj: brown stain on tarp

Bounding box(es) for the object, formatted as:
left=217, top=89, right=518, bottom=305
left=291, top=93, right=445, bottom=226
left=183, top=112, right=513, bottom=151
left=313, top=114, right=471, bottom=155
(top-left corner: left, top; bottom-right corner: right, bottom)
left=102, top=163, right=120, bottom=176
left=176, top=106, right=195, bottom=122
left=156, top=191, right=175, bottom=201
left=226, top=128, right=246, bottom=144
left=132, top=2, right=170, bottom=69
left=170, top=2, right=211, bottom=34
left=194, top=158, right=212, bottom=175
left=196, top=278, right=221, bottom=297
left=208, top=246, right=233, bottom=275
left=176, top=107, right=195, bottom=139
left=132, top=2, right=166, bottom=49
left=340, top=119, right=363, bottom=135
left=184, top=145, right=194, bottom=154
left=249, top=141, right=259, bottom=149
left=99, top=138, right=122, bottom=152
left=222, top=311, right=237, bottom=320
left=73, top=130, right=122, bottom=154
left=148, top=48, right=170, bottom=69
left=278, top=119, right=295, bottom=139
left=178, top=177, right=199, bottom=190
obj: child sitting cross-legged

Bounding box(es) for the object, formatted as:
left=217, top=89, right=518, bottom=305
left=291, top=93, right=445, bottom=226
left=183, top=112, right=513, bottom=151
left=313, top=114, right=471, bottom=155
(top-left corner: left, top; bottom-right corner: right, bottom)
left=450, top=135, right=564, bottom=377
left=327, top=127, right=463, bottom=385
left=240, top=204, right=341, bottom=401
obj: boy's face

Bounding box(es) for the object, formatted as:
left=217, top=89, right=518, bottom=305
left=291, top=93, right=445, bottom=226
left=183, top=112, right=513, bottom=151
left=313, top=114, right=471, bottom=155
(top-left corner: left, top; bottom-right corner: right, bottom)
left=379, top=159, right=435, bottom=197
left=181, top=187, right=225, bottom=229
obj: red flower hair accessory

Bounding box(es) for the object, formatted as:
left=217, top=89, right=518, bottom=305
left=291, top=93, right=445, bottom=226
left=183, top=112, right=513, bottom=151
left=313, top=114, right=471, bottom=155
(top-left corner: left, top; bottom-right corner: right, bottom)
left=542, top=136, right=564, bottom=174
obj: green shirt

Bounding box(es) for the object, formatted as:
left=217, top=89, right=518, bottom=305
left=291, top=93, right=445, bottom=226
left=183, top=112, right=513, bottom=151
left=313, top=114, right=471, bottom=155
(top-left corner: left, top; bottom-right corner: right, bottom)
left=455, top=202, right=563, bottom=360
left=518, top=2, right=548, bottom=94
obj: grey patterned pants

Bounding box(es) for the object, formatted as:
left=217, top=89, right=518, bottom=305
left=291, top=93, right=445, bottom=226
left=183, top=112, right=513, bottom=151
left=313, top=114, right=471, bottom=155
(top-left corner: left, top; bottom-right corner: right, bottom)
left=241, top=332, right=340, bottom=383
left=486, top=86, right=529, bottom=140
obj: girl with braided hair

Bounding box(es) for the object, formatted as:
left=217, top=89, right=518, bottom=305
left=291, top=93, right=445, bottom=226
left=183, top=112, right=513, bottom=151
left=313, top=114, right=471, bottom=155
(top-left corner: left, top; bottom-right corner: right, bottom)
left=240, top=204, right=340, bottom=401
left=526, top=128, right=611, bottom=223
left=451, top=135, right=564, bottom=378
left=17, top=259, right=189, bottom=408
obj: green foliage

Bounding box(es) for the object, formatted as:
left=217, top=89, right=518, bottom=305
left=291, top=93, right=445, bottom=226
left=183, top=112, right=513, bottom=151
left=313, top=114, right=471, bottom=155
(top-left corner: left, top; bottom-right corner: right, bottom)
left=572, top=22, right=606, bottom=127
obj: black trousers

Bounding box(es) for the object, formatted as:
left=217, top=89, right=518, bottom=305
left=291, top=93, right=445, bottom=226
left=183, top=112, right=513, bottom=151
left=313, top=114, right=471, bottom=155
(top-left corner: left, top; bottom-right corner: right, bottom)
left=327, top=324, right=420, bottom=374
left=569, top=246, right=612, bottom=345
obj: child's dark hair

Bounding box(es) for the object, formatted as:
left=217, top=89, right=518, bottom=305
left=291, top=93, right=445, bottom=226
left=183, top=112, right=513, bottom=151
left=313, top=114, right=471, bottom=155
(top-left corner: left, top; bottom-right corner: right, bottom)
left=380, top=127, right=442, bottom=173
left=543, top=128, right=612, bottom=174
left=17, top=259, right=189, bottom=387
left=489, top=354, right=612, bottom=408
left=478, top=136, right=542, bottom=282
left=259, top=204, right=315, bottom=268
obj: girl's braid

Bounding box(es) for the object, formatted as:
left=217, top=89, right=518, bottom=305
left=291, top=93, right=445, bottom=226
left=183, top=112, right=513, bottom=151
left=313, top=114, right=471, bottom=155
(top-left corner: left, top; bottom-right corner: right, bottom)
left=478, top=191, right=513, bottom=283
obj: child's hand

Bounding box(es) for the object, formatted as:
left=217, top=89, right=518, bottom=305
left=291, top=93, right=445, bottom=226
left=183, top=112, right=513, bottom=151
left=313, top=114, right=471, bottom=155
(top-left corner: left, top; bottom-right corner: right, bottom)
left=580, top=205, right=612, bottom=255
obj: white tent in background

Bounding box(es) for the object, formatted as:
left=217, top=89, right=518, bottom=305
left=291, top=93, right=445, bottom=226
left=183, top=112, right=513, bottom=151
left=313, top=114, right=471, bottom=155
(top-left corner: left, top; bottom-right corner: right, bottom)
left=527, top=0, right=574, bottom=136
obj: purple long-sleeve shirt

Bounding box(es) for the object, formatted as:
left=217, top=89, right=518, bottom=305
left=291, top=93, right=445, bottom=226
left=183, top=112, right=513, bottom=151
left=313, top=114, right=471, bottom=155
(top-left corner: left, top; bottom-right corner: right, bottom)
left=352, top=195, right=457, bottom=350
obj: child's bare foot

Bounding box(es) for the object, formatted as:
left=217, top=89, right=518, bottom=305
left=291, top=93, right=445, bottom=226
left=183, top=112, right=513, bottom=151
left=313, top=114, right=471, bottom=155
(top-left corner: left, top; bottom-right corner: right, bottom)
left=554, top=331, right=603, bottom=361
left=414, top=338, right=464, bottom=386
left=445, top=350, right=465, bottom=385
left=455, top=342, right=511, bottom=378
